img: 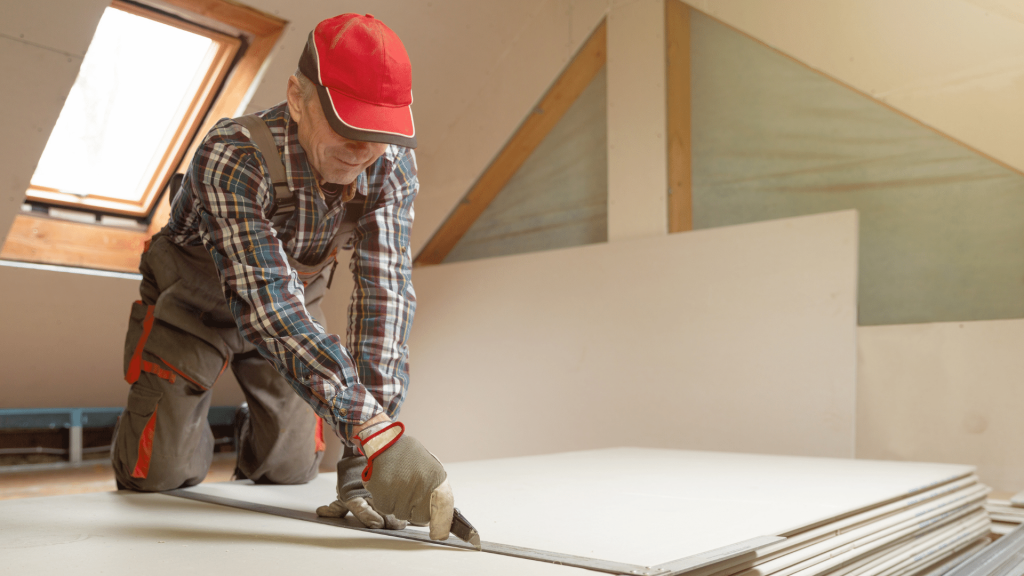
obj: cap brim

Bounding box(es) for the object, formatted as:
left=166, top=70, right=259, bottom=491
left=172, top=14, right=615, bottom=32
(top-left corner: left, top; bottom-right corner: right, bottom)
left=313, top=83, right=417, bottom=148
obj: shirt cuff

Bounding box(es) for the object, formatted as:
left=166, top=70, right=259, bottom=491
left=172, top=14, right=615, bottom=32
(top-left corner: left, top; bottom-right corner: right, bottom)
left=315, top=376, right=385, bottom=444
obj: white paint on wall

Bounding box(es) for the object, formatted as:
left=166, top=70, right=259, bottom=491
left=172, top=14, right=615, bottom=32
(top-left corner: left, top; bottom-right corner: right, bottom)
left=607, top=0, right=668, bottom=241
left=858, top=319, right=1024, bottom=494
left=398, top=210, right=859, bottom=463
left=679, top=0, right=1024, bottom=176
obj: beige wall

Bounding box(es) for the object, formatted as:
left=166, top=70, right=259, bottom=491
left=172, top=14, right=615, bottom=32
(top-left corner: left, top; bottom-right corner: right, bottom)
left=680, top=0, right=1024, bottom=176
left=396, top=211, right=859, bottom=463
left=858, top=320, right=1024, bottom=494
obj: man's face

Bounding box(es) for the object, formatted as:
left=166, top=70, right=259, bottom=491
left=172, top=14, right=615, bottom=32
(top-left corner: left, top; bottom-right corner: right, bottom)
left=287, top=77, right=387, bottom=186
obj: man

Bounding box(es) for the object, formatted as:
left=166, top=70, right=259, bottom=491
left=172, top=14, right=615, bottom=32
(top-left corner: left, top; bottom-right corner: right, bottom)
left=112, top=14, right=455, bottom=541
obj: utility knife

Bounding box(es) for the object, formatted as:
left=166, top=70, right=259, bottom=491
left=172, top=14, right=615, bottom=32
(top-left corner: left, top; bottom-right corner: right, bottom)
left=450, top=508, right=482, bottom=551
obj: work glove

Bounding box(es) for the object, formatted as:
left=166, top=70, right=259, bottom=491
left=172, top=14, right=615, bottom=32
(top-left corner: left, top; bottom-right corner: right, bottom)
left=356, top=421, right=454, bottom=541
left=315, top=448, right=407, bottom=530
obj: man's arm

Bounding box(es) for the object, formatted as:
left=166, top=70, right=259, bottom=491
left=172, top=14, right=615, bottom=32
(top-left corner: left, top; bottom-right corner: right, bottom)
left=346, top=145, right=418, bottom=423
left=188, top=120, right=385, bottom=440
left=319, top=147, right=454, bottom=538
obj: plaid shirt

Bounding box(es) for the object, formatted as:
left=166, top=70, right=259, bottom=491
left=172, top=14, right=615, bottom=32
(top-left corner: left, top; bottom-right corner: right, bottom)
left=166, top=102, right=417, bottom=441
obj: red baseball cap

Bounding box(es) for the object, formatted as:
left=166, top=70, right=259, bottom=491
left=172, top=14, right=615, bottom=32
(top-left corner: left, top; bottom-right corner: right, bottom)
left=298, top=14, right=416, bottom=148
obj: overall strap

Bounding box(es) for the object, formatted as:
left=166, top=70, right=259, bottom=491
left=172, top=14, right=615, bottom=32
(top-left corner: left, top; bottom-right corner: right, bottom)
left=234, top=114, right=294, bottom=220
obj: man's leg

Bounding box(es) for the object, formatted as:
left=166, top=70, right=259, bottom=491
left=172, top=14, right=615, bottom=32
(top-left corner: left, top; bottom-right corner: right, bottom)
left=231, top=349, right=324, bottom=485
left=111, top=351, right=215, bottom=491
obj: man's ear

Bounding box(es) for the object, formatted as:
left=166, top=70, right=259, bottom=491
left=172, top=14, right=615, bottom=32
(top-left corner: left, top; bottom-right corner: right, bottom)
left=286, top=75, right=304, bottom=124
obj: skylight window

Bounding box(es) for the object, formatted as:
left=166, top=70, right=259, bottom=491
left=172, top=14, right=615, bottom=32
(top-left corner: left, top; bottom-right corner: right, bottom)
left=26, top=1, right=240, bottom=217
left=3, top=0, right=286, bottom=274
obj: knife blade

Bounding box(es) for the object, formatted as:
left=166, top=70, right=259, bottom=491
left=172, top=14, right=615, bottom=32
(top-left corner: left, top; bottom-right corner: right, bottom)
left=449, top=508, right=482, bottom=550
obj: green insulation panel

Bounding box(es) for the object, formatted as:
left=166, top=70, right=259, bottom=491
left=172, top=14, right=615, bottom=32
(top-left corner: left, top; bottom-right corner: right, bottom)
left=444, top=67, right=608, bottom=264
left=690, top=10, right=1024, bottom=325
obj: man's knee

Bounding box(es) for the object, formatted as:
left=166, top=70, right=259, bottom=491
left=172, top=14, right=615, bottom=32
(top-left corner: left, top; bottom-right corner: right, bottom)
left=248, top=445, right=323, bottom=485
left=111, top=373, right=214, bottom=492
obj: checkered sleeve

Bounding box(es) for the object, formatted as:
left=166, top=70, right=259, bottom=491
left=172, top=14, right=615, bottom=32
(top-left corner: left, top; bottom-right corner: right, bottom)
left=347, top=147, right=418, bottom=426
left=188, top=120, right=385, bottom=440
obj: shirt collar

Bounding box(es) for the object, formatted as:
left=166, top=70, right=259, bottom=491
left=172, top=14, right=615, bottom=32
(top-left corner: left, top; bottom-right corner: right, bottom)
left=282, top=111, right=316, bottom=194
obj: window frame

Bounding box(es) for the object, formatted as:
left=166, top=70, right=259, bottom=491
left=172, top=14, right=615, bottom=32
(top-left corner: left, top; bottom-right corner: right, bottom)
left=1, top=0, right=287, bottom=273
left=23, top=0, right=242, bottom=218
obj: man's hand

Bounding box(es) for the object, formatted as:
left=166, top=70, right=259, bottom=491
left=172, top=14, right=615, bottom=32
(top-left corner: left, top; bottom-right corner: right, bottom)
left=315, top=450, right=407, bottom=530
left=355, top=419, right=454, bottom=540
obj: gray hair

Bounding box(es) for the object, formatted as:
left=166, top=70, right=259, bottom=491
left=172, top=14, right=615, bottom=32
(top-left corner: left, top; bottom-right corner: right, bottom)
left=294, top=69, right=317, bottom=104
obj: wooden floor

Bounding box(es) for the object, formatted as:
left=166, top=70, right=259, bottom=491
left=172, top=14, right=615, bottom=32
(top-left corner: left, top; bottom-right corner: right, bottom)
left=0, top=455, right=237, bottom=500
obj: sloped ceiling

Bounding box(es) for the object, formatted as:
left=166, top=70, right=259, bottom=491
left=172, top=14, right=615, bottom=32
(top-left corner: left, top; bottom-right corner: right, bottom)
left=681, top=0, right=1024, bottom=177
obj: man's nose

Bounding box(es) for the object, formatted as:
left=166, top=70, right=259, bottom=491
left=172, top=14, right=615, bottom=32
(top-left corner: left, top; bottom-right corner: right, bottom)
left=346, top=141, right=375, bottom=162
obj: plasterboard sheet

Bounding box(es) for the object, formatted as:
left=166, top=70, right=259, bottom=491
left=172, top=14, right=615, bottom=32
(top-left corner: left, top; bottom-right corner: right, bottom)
left=179, top=448, right=974, bottom=567
left=857, top=319, right=1024, bottom=493
left=0, top=490, right=594, bottom=576
left=400, top=211, right=859, bottom=463
left=843, top=514, right=989, bottom=576
left=726, top=485, right=987, bottom=576
left=692, top=476, right=984, bottom=576
left=778, top=509, right=988, bottom=576
left=912, top=539, right=990, bottom=576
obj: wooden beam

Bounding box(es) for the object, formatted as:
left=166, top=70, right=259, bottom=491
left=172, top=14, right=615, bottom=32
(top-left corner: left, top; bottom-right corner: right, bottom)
left=1, top=215, right=147, bottom=273
left=415, top=20, right=608, bottom=266
left=666, top=0, right=692, bottom=233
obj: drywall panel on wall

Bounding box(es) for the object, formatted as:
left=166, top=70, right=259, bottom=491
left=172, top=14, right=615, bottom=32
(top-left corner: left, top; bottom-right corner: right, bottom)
left=680, top=0, right=1024, bottom=176
left=0, top=266, right=244, bottom=408
left=444, top=66, right=608, bottom=263
left=689, top=9, right=1024, bottom=326
left=858, top=320, right=1024, bottom=494
left=401, top=210, right=858, bottom=463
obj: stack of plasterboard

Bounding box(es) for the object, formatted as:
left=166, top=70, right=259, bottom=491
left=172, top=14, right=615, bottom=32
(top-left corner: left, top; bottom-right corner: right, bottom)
left=942, top=524, right=1024, bottom=576
left=0, top=449, right=1001, bottom=576
left=985, top=493, right=1024, bottom=536
left=681, top=473, right=991, bottom=576
left=155, top=449, right=991, bottom=576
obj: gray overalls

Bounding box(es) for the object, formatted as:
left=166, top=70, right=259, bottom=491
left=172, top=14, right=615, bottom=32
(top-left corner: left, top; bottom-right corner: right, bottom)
left=112, top=115, right=356, bottom=491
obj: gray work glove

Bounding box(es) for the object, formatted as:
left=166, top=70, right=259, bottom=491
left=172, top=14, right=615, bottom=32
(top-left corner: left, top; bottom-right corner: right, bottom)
left=316, top=448, right=407, bottom=530
left=357, top=421, right=454, bottom=541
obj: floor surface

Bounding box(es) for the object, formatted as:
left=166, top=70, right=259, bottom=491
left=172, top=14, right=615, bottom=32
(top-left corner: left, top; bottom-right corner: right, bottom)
left=0, top=455, right=236, bottom=500
left=0, top=448, right=978, bottom=576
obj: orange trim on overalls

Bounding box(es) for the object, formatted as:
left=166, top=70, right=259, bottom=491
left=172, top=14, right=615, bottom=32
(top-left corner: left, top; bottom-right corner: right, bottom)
left=140, top=360, right=175, bottom=383
left=315, top=417, right=326, bottom=453
left=155, top=355, right=209, bottom=391
left=125, top=304, right=156, bottom=384
left=131, top=405, right=158, bottom=479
